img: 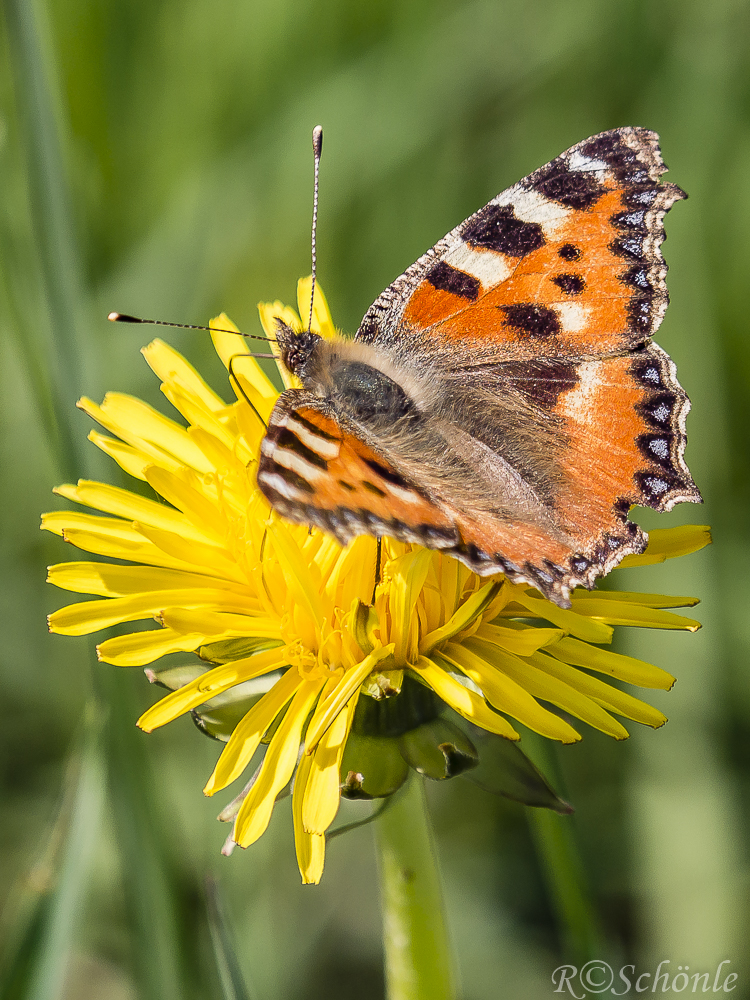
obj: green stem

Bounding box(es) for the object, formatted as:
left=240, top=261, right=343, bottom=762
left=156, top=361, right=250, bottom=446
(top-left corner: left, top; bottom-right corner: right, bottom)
left=376, top=776, right=456, bottom=1000
left=523, top=734, right=603, bottom=963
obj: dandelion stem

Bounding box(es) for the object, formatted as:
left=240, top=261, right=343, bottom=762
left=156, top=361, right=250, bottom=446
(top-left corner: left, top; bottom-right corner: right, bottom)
left=376, top=775, right=456, bottom=1000
left=524, top=735, right=604, bottom=963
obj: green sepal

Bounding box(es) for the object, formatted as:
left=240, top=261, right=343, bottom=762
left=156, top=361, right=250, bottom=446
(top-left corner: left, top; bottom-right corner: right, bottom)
left=339, top=733, right=409, bottom=799
left=352, top=672, right=441, bottom=738
left=198, top=636, right=283, bottom=664
left=454, top=713, right=573, bottom=813
left=361, top=668, right=403, bottom=700
left=191, top=671, right=284, bottom=743
left=398, top=717, right=479, bottom=780
left=145, top=662, right=210, bottom=690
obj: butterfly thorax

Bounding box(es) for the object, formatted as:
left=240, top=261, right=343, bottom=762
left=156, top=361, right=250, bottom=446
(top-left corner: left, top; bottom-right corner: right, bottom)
left=276, top=320, right=423, bottom=430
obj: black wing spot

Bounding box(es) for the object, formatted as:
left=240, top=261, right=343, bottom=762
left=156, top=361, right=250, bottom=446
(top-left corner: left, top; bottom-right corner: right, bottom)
left=338, top=479, right=356, bottom=492
left=356, top=317, right=380, bottom=344
left=610, top=236, right=644, bottom=261
left=636, top=470, right=676, bottom=502
left=581, top=133, right=651, bottom=186
left=637, top=433, right=674, bottom=468
left=620, top=265, right=652, bottom=292
left=570, top=555, right=591, bottom=576
left=611, top=209, right=647, bottom=231
left=500, top=359, right=579, bottom=409
left=276, top=428, right=328, bottom=468
left=551, top=273, right=585, bottom=295
left=558, top=243, right=582, bottom=261
left=499, top=304, right=561, bottom=339
left=292, top=412, right=340, bottom=441
left=362, top=457, right=411, bottom=489
left=613, top=497, right=631, bottom=521
left=627, top=294, right=655, bottom=337
left=362, top=481, right=386, bottom=497
left=463, top=204, right=545, bottom=257
left=636, top=393, right=675, bottom=429
left=426, top=261, right=480, bottom=300
left=535, top=163, right=605, bottom=209
left=631, top=356, right=665, bottom=389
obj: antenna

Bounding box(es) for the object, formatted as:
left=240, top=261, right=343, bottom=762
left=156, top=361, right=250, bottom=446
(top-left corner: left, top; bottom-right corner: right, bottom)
left=308, top=125, right=323, bottom=332
left=107, top=312, right=276, bottom=344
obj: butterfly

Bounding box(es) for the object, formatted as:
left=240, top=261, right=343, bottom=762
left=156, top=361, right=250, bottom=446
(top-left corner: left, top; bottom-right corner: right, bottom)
left=256, top=127, right=702, bottom=608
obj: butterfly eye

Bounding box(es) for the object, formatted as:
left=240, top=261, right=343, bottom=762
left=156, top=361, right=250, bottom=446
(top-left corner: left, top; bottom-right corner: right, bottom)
left=334, top=361, right=417, bottom=425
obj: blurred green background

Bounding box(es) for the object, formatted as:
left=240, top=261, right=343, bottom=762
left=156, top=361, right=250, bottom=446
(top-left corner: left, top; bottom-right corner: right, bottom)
left=1, top=0, right=748, bottom=997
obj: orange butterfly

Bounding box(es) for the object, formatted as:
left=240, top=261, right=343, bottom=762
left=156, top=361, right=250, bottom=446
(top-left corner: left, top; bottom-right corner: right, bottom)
left=257, top=128, right=701, bottom=607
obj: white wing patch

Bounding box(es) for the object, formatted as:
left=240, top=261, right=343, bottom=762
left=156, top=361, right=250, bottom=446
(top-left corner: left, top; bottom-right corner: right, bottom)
left=443, top=242, right=513, bottom=289
left=556, top=302, right=589, bottom=335
left=495, top=186, right=573, bottom=238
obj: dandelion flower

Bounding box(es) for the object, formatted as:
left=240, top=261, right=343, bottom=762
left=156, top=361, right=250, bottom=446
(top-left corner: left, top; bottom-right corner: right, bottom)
left=44, top=279, right=709, bottom=883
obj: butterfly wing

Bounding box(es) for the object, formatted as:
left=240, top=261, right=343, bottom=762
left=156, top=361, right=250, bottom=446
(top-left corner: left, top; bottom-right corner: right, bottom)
left=357, top=127, right=683, bottom=360
left=257, top=390, right=461, bottom=547
left=341, top=127, right=701, bottom=601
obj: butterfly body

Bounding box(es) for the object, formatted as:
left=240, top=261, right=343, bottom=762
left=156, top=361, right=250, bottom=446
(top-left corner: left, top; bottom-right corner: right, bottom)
left=258, top=128, right=701, bottom=607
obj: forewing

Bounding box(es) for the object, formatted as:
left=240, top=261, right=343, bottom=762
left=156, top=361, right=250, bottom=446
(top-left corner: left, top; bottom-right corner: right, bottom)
left=356, top=128, right=684, bottom=361
left=256, top=390, right=461, bottom=548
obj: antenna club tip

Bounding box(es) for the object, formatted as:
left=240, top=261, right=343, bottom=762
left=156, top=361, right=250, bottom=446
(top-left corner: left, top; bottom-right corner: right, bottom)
left=108, top=312, right=140, bottom=323
left=312, top=125, right=323, bottom=157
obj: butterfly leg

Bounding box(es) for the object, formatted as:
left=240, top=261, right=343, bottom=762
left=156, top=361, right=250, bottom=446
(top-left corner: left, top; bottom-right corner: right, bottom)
left=371, top=536, right=383, bottom=605
left=228, top=354, right=268, bottom=429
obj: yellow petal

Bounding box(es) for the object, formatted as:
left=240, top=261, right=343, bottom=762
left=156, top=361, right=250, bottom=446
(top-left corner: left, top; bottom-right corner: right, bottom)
left=503, top=590, right=614, bottom=644
left=56, top=525, right=214, bottom=575
left=414, top=655, right=520, bottom=740
left=293, top=752, right=326, bottom=884
left=160, top=608, right=279, bottom=639
left=42, top=510, right=137, bottom=540
left=143, top=468, right=225, bottom=542
left=135, top=523, right=245, bottom=582
left=550, top=637, right=675, bottom=690
left=77, top=396, right=192, bottom=472
left=265, top=514, right=325, bottom=628
left=570, top=590, right=699, bottom=610
left=87, top=431, right=152, bottom=481
left=161, top=384, right=237, bottom=451
left=443, top=642, right=581, bottom=743
left=209, top=314, right=279, bottom=396
left=420, top=580, right=502, bottom=655
left=142, top=338, right=227, bottom=413
left=304, top=644, right=395, bottom=752
left=566, top=598, right=701, bottom=631
left=528, top=651, right=667, bottom=728
left=47, top=561, right=252, bottom=597
left=97, top=628, right=207, bottom=666
left=476, top=622, right=565, bottom=656
left=54, top=480, right=214, bottom=545
left=618, top=524, right=711, bottom=566
left=204, top=667, right=302, bottom=794
left=48, top=587, right=255, bottom=636
left=461, top=638, right=626, bottom=740
left=233, top=678, right=324, bottom=847
left=80, top=393, right=213, bottom=471
left=257, top=301, right=302, bottom=390
left=390, top=549, right=433, bottom=664
left=325, top=535, right=376, bottom=609
left=137, top=647, right=289, bottom=732
left=302, top=689, right=359, bottom=834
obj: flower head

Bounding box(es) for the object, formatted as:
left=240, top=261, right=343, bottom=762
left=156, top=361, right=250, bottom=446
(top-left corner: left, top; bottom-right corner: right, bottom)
left=44, top=278, right=709, bottom=883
